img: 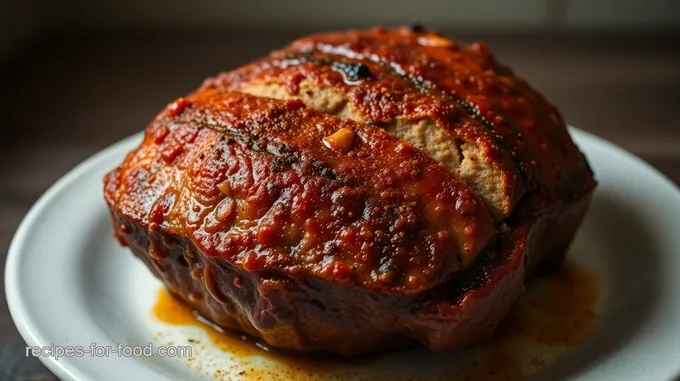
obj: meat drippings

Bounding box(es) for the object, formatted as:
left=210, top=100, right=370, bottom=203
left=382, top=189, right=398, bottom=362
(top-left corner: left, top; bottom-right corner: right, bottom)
left=152, top=261, right=598, bottom=380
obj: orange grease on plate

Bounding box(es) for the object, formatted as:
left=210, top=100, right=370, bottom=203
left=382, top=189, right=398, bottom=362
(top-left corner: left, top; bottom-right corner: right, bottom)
left=153, top=289, right=261, bottom=358
left=152, top=261, right=598, bottom=380
left=496, top=261, right=599, bottom=346
left=153, top=289, right=341, bottom=379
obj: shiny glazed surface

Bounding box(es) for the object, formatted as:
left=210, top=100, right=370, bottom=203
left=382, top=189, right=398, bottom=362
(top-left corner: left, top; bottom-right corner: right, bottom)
left=105, top=91, right=496, bottom=292
left=104, top=27, right=596, bottom=355
left=206, top=26, right=595, bottom=216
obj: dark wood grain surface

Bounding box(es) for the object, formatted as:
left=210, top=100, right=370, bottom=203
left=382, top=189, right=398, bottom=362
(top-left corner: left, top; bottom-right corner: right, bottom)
left=0, top=29, right=678, bottom=380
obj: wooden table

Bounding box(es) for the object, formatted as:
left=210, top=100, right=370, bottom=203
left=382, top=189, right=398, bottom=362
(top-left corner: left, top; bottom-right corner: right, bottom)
left=0, top=29, right=678, bottom=380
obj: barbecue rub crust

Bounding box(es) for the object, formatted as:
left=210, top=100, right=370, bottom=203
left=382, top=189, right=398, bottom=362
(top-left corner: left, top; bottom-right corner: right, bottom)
left=104, top=27, right=596, bottom=356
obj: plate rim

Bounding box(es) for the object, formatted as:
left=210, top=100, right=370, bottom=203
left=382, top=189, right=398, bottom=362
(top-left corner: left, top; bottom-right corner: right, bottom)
left=4, top=133, right=143, bottom=381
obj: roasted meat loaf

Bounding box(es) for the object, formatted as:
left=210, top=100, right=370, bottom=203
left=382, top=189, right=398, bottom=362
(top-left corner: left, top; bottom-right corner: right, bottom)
left=104, top=27, right=596, bottom=356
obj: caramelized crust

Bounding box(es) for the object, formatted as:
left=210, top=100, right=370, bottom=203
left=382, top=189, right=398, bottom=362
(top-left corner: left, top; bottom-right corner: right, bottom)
left=204, top=44, right=523, bottom=221
left=105, top=91, right=496, bottom=292
left=283, top=26, right=592, bottom=203
left=104, top=27, right=597, bottom=356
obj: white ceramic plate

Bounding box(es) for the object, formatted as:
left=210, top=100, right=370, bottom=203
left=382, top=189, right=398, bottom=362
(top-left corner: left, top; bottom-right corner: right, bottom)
left=6, top=128, right=680, bottom=381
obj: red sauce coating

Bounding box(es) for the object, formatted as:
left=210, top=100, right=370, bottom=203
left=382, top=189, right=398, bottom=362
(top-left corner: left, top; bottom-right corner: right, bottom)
left=105, top=91, right=496, bottom=292
left=205, top=43, right=524, bottom=217
left=282, top=27, right=592, bottom=200
left=104, top=27, right=597, bottom=356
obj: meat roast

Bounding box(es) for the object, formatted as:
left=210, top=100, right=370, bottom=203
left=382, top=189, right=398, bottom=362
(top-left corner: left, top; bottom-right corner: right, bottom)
left=104, top=27, right=596, bottom=356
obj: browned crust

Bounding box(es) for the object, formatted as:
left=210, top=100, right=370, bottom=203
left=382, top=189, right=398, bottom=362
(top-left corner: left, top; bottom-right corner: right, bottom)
left=284, top=26, right=595, bottom=203
left=104, top=27, right=597, bottom=356
left=108, top=188, right=593, bottom=355
left=203, top=43, right=523, bottom=221
left=105, top=91, right=496, bottom=293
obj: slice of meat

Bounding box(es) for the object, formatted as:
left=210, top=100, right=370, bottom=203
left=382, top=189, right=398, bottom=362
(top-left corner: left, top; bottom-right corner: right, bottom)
left=286, top=26, right=593, bottom=203
left=106, top=91, right=496, bottom=293
left=203, top=49, right=524, bottom=221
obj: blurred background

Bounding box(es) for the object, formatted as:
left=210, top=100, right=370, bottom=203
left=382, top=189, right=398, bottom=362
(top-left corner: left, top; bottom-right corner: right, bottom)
left=0, top=0, right=679, bottom=379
